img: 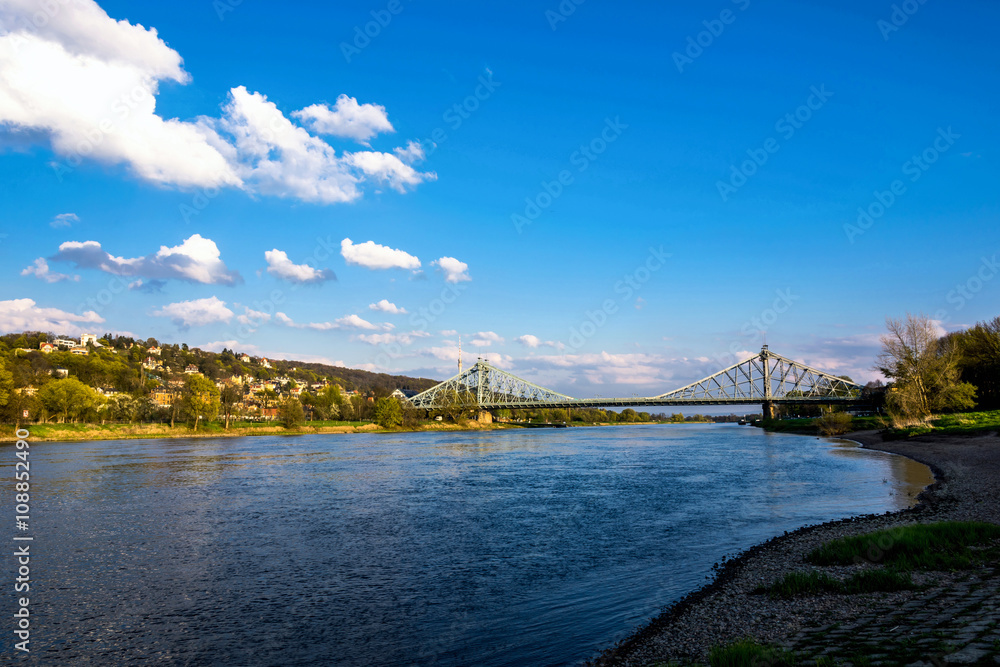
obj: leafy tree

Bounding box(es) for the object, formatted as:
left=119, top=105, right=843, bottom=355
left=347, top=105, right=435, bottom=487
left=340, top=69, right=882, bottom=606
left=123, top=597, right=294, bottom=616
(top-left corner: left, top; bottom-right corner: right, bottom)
left=182, top=375, right=220, bottom=430
left=278, top=397, right=304, bottom=429
left=953, top=316, right=1000, bottom=410
left=374, top=397, right=403, bottom=428
left=876, top=313, right=977, bottom=423
left=38, top=378, right=102, bottom=423
left=0, top=358, right=12, bottom=408
left=220, top=384, right=242, bottom=429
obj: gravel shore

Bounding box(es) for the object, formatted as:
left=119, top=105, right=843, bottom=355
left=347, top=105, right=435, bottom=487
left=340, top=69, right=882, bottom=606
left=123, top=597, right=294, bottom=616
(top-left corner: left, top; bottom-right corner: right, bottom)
left=590, top=429, right=1000, bottom=666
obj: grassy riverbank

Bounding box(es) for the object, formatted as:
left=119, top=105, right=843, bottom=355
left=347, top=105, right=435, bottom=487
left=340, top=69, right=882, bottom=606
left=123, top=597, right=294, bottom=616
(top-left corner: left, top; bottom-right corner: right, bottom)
left=593, top=429, right=1000, bottom=666
left=1, top=419, right=512, bottom=442
left=758, top=410, right=1000, bottom=439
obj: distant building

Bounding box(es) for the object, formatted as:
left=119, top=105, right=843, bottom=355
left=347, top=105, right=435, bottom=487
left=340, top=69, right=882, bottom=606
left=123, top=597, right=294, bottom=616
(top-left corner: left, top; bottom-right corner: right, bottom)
left=54, top=338, right=77, bottom=348
left=53, top=368, right=69, bottom=378
left=151, top=389, right=173, bottom=408
left=391, top=389, right=418, bottom=400
left=69, top=347, right=89, bottom=356
left=148, top=346, right=162, bottom=356
left=80, top=333, right=100, bottom=347
left=39, top=343, right=55, bottom=354
left=240, top=354, right=251, bottom=363
left=184, top=364, right=200, bottom=374
left=260, top=357, right=272, bottom=369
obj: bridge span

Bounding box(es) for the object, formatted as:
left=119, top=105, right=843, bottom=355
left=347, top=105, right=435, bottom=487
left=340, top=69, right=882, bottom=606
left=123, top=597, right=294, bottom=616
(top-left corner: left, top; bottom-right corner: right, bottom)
left=406, top=345, right=865, bottom=418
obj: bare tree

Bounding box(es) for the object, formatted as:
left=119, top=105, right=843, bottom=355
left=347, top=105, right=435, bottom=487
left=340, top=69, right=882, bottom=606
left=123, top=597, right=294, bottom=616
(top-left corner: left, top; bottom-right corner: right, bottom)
left=875, top=313, right=976, bottom=423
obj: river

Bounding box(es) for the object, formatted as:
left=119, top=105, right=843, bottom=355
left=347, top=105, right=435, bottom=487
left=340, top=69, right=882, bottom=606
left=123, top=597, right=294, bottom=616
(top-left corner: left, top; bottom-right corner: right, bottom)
left=5, top=424, right=933, bottom=665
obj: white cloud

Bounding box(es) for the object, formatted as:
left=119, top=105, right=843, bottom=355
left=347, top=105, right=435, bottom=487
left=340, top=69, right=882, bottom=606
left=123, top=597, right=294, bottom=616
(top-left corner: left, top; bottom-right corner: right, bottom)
left=151, top=296, right=234, bottom=328
left=516, top=334, right=563, bottom=350
left=50, top=212, right=79, bottom=228
left=471, top=331, right=504, bottom=347
left=369, top=299, right=406, bottom=314
left=199, top=340, right=263, bottom=355
left=345, top=150, right=436, bottom=193
left=340, top=238, right=421, bottom=271
left=432, top=256, right=470, bottom=283
left=237, top=307, right=272, bottom=326
left=292, top=94, right=394, bottom=144
left=264, top=249, right=334, bottom=284
left=20, top=257, right=79, bottom=283
left=0, top=2, right=239, bottom=188
left=439, top=329, right=458, bottom=337
left=356, top=331, right=430, bottom=346
left=0, top=298, right=104, bottom=336
left=274, top=311, right=392, bottom=332
left=524, top=351, right=674, bottom=387
left=50, top=234, right=241, bottom=285
left=0, top=1, right=433, bottom=203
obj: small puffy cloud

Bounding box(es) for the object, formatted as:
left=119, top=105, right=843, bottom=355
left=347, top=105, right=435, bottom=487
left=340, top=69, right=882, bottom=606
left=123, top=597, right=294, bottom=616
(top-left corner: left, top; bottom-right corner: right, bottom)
left=237, top=307, right=272, bottom=327
left=345, top=150, right=436, bottom=193
left=51, top=234, right=241, bottom=285
left=471, top=331, right=504, bottom=347
left=21, top=258, right=79, bottom=283
left=200, top=340, right=263, bottom=355
left=50, top=213, right=79, bottom=228
left=274, top=312, right=392, bottom=332
left=422, top=345, right=512, bottom=370
left=341, top=238, right=420, bottom=271
left=292, top=95, right=394, bottom=144
left=0, top=298, right=103, bottom=336
left=516, top=334, right=563, bottom=350
left=369, top=299, right=406, bottom=314
left=128, top=278, right=167, bottom=293
left=439, top=329, right=458, bottom=337
left=151, top=296, right=234, bottom=328
left=356, top=331, right=430, bottom=346
left=432, top=256, right=470, bottom=283
left=264, top=249, right=335, bottom=284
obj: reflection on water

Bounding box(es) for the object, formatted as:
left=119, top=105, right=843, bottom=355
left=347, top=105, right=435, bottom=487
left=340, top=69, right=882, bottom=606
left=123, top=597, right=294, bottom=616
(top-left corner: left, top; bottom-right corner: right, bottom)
left=6, top=425, right=932, bottom=666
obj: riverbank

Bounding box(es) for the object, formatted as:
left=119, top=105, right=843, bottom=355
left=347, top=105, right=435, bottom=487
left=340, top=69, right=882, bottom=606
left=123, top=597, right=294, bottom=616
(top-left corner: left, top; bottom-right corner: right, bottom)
left=0, top=419, right=710, bottom=443
left=0, top=419, right=512, bottom=442
left=592, top=429, right=1000, bottom=665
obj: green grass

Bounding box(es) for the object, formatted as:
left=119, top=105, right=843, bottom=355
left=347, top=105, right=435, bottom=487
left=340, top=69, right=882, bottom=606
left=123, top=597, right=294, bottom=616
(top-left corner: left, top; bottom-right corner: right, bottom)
left=807, top=521, right=1000, bottom=570
left=884, top=409, right=1000, bottom=438
left=754, top=569, right=916, bottom=598
left=708, top=639, right=796, bottom=667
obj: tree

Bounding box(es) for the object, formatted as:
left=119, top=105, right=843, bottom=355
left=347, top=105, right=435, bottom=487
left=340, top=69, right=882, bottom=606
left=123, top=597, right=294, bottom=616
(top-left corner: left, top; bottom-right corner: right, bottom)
left=182, top=375, right=220, bottom=430
left=278, top=397, right=304, bottom=429
left=374, top=397, right=403, bottom=428
left=38, top=378, right=102, bottom=423
left=953, top=316, right=1000, bottom=410
left=875, top=313, right=977, bottom=422
left=220, top=384, right=242, bottom=429
left=0, top=358, right=13, bottom=408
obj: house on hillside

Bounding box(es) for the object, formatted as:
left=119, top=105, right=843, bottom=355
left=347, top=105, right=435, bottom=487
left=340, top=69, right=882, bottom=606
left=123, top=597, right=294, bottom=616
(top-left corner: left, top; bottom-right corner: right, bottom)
left=39, top=343, right=55, bottom=354
left=54, top=338, right=77, bottom=348
left=151, top=389, right=173, bottom=408
left=240, top=354, right=251, bottom=363
left=80, top=333, right=103, bottom=347
left=53, top=368, right=69, bottom=378
left=260, top=357, right=272, bottom=369
left=184, top=364, right=200, bottom=374
left=69, top=346, right=89, bottom=356
left=391, top=389, right=418, bottom=400
left=148, top=346, right=162, bottom=356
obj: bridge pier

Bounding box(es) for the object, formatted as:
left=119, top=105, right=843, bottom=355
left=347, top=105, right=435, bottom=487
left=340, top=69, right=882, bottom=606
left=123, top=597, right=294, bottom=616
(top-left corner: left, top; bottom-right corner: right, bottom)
left=477, top=410, right=493, bottom=425
left=762, top=401, right=775, bottom=420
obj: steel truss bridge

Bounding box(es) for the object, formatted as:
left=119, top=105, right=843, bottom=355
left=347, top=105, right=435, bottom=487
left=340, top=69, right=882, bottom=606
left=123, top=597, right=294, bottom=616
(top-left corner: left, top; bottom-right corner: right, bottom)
left=406, top=346, right=865, bottom=418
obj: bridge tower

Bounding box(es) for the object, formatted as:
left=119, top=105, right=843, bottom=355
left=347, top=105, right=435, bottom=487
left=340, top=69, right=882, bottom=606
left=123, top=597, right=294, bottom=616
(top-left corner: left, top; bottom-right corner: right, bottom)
left=761, top=345, right=775, bottom=420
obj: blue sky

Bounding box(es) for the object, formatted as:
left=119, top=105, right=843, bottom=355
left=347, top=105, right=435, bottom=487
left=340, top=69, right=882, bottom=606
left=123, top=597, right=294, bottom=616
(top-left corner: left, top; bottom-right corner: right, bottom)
left=1, top=0, right=998, bottom=396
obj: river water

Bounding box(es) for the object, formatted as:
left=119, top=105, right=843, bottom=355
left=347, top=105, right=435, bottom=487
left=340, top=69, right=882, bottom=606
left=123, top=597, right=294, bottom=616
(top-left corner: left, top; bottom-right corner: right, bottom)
left=5, top=424, right=932, bottom=665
